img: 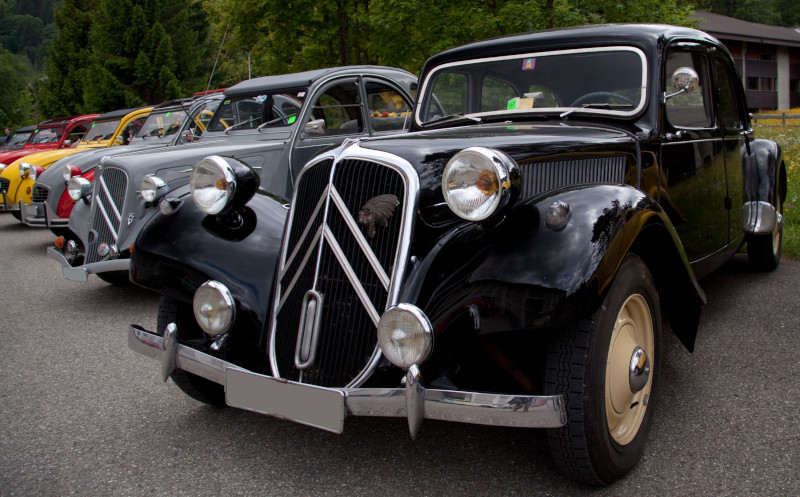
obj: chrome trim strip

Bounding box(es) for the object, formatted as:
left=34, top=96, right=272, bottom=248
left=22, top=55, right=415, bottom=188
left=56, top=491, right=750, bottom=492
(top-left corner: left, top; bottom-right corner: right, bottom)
left=279, top=186, right=329, bottom=280
left=661, top=137, right=724, bottom=146
left=329, top=185, right=390, bottom=289
left=323, top=224, right=381, bottom=326
left=276, top=225, right=323, bottom=312
left=129, top=324, right=567, bottom=432
left=99, top=175, right=122, bottom=222
left=95, top=196, right=118, bottom=240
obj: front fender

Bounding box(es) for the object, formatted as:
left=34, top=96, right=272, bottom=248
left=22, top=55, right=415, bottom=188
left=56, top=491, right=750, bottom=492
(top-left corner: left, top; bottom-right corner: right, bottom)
left=405, top=184, right=704, bottom=350
left=130, top=190, right=288, bottom=347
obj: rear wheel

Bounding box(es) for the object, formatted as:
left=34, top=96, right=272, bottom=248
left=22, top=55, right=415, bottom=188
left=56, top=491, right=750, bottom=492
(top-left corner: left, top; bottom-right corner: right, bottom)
left=157, top=295, right=226, bottom=407
left=545, top=254, right=661, bottom=485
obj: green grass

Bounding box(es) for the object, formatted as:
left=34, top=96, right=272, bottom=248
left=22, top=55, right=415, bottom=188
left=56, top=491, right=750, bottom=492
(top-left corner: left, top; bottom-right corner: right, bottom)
left=753, top=121, right=800, bottom=259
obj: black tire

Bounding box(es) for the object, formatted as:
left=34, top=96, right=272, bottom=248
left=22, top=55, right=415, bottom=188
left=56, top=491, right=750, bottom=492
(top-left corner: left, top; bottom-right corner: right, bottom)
left=747, top=194, right=782, bottom=272
left=96, top=270, right=131, bottom=286
left=545, top=254, right=661, bottom=486
left=50, top=227, right=74, bottom=239
left=157, top=295, right=226, bottom=407
left=10, top=210, right=21, bottom=221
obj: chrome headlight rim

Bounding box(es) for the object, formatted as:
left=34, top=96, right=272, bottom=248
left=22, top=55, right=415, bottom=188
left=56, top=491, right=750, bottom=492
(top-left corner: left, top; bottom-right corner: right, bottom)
left=190, top=156, right=237, bottom=215
left=62, top=164, right=81, bottom=182
left=140, top=174, right=168, bottom=203
left=29, top=165, right=43, bottom=181
left=0, top=163, right=6, bottom=173
left=377, top=303, right=434, bottom=369
left=192, top=280, right=236, bottom=337
left=442, top=147, right=513, bottom=222
left=19, top=162, right=32, bottom=179
left=67, top=177, right=92, bottom=201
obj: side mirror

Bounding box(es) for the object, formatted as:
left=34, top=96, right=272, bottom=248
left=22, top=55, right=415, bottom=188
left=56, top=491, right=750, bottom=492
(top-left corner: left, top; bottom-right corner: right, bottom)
left=304, top=119, right=326, bottom=136
left=664, top=67, right=699, bottom=102
left=63, top=139, right=72, bottom=147
left=115, top=135, right=125, bottom=145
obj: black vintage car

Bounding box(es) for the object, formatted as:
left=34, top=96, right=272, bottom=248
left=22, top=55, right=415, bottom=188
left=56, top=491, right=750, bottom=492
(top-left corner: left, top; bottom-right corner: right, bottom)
left=128, top=24, right=785, bottom=485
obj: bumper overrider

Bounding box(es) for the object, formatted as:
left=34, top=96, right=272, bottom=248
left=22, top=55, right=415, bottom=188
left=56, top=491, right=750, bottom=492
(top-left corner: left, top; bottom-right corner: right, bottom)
left=20, top=200, right=68, bottom=228
left=128, top=323, right=567, bottom=436
left=1, top=190, right=21, bottom=212
left=47, top=245, right=130, bottom=282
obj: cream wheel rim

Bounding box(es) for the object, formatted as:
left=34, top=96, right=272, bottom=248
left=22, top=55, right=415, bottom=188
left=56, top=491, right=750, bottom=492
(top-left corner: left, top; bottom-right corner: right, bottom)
left=605, top=293, right=654, bottom=446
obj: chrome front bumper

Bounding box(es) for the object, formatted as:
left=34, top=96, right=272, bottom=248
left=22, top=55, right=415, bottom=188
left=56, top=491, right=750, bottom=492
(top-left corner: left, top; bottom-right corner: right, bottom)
left=20, top=200, right=68, bottom=228
left=129, top=324, right=567, bottom=436
left=47, top=246, right=130, bottom=282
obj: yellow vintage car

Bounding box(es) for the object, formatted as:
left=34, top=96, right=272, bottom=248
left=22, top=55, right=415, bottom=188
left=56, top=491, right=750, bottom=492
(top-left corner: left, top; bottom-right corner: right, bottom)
left=0, top=106, right=152, bottom=219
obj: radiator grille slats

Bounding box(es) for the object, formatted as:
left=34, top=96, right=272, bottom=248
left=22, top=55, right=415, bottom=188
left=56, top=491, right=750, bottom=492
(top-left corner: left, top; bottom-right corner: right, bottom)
left=521, top=155, right=628, bottom=198
left=272, top=158, right=406, bottom=387
left=85, top=167, right=127, bottom=264
left=0, top=178, right=9, bottom=192
left=32, top=184, right=49, bottom=203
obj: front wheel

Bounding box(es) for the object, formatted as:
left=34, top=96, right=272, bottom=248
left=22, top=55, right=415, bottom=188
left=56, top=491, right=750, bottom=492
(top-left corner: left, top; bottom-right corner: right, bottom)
left=545, top=254, right=661, bottom=485
left=96, top=270, right=131, bottom=286
left=157, top=296, right=226, bottom=407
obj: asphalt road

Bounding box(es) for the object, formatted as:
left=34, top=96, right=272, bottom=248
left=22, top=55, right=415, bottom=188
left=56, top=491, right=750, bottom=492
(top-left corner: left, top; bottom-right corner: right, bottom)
left=1, top=211, right=798, bottom=496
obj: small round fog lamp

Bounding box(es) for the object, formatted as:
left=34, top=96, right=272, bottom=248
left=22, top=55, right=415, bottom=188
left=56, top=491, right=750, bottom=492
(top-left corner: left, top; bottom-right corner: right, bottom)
left=377, top=304, right=433, bottom=369
left=193, top=280, right=236, bottom=336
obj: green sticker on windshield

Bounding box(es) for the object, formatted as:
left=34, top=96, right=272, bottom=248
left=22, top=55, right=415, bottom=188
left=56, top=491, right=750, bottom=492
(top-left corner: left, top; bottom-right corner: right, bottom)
left=166, top=112, right=171, bottom=117
left=287, top=115, right=296, bottom=124
left=91, top=123, right=96, bottom=127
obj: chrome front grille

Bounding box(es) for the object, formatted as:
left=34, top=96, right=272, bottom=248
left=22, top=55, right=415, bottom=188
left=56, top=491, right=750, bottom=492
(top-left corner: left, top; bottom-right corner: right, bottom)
left=32, top=184, right=49, bottom=203
left=270, top=153, right=412, bottom=388
left=520, top=155, right=629, bottom=198
left=85, top=166, right=128, bottom=264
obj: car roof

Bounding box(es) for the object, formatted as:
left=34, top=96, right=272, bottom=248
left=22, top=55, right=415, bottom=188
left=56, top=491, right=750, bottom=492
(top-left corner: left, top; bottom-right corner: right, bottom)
left=225, top=66, right=416, bottom=96
left=420, top=24, right=722, bottom=76
left=95, top=107, right=148, bottom=121
left=35, top=114, right=100, bottom=128
left=13, top=124, right=38, bottom=133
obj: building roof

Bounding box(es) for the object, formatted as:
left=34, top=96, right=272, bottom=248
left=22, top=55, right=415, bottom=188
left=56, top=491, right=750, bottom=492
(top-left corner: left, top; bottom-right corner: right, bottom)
left=694, top=11, right=800, bottom=48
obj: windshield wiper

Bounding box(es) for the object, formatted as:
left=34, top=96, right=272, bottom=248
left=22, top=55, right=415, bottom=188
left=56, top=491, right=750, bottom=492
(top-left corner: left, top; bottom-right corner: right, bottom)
left=257, top=114, right=296, bottom=131
left=560, top=102, right=632, bottom=119
left=430, top=113, right=482, bottom=125
left=225, top=117, right=260, bottom=134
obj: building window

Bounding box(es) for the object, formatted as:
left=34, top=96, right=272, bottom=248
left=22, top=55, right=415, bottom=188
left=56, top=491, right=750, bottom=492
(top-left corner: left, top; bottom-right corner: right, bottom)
left=759, top=53, right=776, bottom=61
left=748, top=77, right=776, bottom=91
left=792, top=79, right=800, bottom=93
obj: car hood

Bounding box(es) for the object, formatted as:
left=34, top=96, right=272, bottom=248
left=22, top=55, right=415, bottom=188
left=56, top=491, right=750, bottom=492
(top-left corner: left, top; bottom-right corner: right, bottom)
left=356, top=121, right=638, bottom=207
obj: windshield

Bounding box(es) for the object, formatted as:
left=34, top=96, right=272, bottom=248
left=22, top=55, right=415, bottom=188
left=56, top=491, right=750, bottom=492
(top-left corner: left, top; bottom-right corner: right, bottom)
left=135, top=109, right=188, bottom=139
left=81, top=119, right=122, bottom=142
left=29, top=127, right=64, bottom=145
left=418, top=46, right=646, bottom=125
left=6, top=131, right=33, bottom=149
left=208, top=92, right=305, bottom=132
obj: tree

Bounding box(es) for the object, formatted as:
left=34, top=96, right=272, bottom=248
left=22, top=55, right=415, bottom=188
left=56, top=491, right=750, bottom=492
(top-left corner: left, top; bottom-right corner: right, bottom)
left=38, top=0, right=96, bottom=117
left=0, top=46, right=38, bottom=129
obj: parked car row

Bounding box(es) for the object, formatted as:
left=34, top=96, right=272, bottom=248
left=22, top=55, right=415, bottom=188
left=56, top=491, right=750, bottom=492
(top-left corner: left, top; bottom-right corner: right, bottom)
left=1, top=24, right=787, bottom=486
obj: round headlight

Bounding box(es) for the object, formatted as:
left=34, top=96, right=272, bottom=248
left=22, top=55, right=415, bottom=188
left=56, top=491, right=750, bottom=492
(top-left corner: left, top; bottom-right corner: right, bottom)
left=0, top=163, right=6, bottom=172
left=193, top=280, right=236, bottom=336
left=140, top=175, right=167, bottom=203
left=442, top=147, right=513, bottom=221
left=30, top=166, right=43, bottom=181
left=19, top=162, right=32, bottom=178
left=62, top=165, right=81, bottom=182
left=67, top=177, right=91, bottom=201
left=377, top=304, right=433, bottom=368
left=190, top=157, right=236, bottom=215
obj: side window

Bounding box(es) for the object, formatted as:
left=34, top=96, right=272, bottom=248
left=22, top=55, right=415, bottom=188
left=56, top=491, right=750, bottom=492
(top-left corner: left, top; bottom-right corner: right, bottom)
left=425, top=72, right=467, bottom=119
left=665, top=50, right=713, bottom=128
left=716, top=59, right=744, bottom=131
left=120, top=119, right=144, bottom=144
left=304, top=81, right=363, bottom=137
left=481, top=77, right=516, bottom=112
left=365, top=81, right=412, bottom=133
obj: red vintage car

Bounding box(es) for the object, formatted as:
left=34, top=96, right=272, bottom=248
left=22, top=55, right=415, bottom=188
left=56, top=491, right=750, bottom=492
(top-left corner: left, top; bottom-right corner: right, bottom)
left=0, top=114, right=100, bottom=171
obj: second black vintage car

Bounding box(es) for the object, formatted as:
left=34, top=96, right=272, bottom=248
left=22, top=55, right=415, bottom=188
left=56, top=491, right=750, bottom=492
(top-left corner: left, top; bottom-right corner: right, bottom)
left=127, top=24, right=785, bottom=485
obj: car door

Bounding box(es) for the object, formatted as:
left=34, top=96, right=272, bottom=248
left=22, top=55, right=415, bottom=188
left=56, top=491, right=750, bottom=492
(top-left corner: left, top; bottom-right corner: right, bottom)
left=659, top=44, right=729, bottom=263
left=290, top=77, right=413, bottom=176
left=713, top=55, right=748, bottom=245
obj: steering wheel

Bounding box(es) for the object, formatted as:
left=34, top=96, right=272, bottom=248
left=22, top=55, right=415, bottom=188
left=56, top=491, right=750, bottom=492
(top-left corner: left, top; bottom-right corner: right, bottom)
left=570, top=91, right=636, bottom=107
